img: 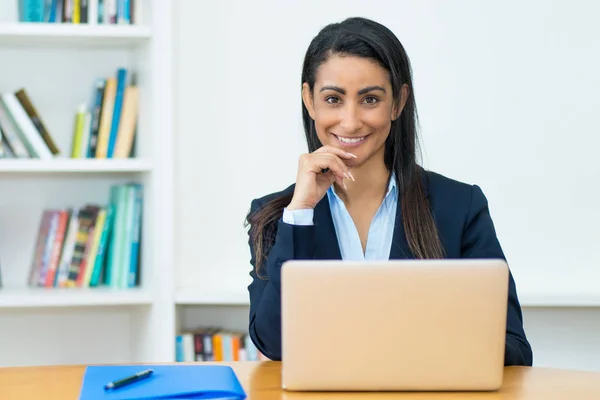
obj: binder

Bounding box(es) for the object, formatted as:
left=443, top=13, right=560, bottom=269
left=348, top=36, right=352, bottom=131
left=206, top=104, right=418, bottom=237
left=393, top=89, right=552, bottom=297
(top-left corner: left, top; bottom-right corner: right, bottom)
left=78, top=364, right=246, bottom=399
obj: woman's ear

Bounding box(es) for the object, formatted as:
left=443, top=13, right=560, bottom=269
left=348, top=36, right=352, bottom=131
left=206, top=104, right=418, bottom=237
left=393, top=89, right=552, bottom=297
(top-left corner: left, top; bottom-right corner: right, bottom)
left=302, top=82, right=316, bottom=119
left=392, top=84, right=410, bottom=121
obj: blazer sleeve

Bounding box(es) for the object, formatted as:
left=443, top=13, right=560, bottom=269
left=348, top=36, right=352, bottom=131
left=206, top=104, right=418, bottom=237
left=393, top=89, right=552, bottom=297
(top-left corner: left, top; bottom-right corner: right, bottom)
left=461, top=185, right=533, bottom=367
left=246, top=198, right=316, bottom=361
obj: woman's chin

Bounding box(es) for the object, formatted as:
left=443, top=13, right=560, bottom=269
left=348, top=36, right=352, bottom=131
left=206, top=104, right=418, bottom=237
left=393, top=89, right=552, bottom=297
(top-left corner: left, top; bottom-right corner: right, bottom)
left=343, top=155, right=363, bottom=169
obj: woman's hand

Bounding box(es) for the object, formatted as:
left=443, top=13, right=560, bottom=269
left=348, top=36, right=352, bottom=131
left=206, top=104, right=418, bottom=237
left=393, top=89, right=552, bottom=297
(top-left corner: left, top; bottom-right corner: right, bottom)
left=287, top=145, right=356, bottom=210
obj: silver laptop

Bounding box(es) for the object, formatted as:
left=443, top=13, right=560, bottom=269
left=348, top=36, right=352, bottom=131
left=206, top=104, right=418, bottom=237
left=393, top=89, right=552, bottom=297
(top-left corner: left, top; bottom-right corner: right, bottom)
left=280, top=259, right=509, bottom=391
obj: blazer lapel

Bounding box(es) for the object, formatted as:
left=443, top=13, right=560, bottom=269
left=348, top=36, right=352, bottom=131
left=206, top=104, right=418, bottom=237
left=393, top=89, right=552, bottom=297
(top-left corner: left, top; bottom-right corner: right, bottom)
left=388, top=196, right=414, bottom=260
left=313, top=195, right=342, bottom=260
left=389, top=168, right=431, bottom=260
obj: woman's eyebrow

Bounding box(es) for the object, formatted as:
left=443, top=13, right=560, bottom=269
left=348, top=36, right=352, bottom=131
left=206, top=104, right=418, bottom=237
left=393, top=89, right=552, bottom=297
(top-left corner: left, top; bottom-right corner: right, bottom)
left=320, top=85, right=346, bottom=94
left=319, top=85, right=386, bottom=95
left=358, top=85, right=386, bottom=95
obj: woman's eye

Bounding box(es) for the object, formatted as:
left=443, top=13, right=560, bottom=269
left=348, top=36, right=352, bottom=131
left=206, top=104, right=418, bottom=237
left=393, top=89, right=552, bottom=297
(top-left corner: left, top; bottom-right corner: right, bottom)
left=363, top=96, right=378, bottom=104
left=325, top=96, right=340, bottom=104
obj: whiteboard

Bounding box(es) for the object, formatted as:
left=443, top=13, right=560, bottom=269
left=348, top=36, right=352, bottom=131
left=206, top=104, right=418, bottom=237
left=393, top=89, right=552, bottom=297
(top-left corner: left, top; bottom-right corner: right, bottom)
left=173, top=0, right=600, bottom=302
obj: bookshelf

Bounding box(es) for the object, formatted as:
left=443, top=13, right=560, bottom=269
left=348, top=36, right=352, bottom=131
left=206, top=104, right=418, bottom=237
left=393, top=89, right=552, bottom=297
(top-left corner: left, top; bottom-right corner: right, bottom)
left=518, top=290, right=600, bottom=308
left=171, top=288, right=600, bottom=308
left=0, top=0, right=176, bottom=367
left=0, top=23, right=151, bottom=47
left=0, top=158, right=152, bottom=172
left=175, top=289, right=250, bottom=307
left=0, top=287, right=152, bottom=308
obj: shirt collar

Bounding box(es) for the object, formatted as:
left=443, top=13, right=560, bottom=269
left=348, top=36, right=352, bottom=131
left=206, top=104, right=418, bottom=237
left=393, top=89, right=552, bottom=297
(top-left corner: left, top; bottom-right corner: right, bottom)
left=328, top=171, right=397, bottom=202
left=386, top=171, right=397, bottom=198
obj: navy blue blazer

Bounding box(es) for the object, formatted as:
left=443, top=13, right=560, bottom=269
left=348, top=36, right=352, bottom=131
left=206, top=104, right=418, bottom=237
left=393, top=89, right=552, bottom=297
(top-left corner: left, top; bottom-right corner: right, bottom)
left=247, top=169, right=533, bottom=366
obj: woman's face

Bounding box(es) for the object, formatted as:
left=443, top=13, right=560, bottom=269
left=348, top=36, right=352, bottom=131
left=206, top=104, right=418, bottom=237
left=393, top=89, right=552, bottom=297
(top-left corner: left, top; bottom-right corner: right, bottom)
left=302, top=54, right=405, bottom=168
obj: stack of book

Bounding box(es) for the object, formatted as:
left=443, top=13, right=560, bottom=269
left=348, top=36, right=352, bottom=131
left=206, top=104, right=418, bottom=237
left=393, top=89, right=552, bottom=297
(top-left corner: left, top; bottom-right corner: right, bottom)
left=175, top=327, right=269, bottom=362
left=0, top=67, right=138, bottom=160
left=27, top=182, right=143, bottom=289
left=19, top=0, right=143, bottom=25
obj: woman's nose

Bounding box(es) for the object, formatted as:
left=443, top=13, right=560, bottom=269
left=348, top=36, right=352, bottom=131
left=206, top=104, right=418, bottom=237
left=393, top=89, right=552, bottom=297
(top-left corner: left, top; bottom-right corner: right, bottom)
left=339, top=104, right=362, bottom=133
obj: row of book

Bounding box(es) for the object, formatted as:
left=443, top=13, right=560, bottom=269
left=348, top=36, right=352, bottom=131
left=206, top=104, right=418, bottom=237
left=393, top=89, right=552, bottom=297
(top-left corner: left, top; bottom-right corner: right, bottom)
left=27, top=182, right=143, bottom=289
left=19, top=0, right=143, bottom=25
left=175, top=327, right=269, bottom=362
left=72, top=68, right=139, bottom=159
left=0, top=67, right=139, bottom=160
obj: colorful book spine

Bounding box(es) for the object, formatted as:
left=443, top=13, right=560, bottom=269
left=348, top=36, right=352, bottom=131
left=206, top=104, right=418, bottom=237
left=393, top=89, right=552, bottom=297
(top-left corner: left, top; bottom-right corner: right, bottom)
left=18, top=0, right=140, bottom=24
left=113, top=81, right=139, bottom=158
left=86, top=79, right=106, bottom=158
left=28, top=211, right=54, bottom=286
left=118, top=185, right=136, bottom=287
left=55, top=207, right=80, bottom=287
left=106, top=68, right=128, bottom=158
left=15, top=88, right=61, bottom=155
left=19, top=0, right=45, bottom=22
left=48, top=0, right=58, bottom=22
left=117, top=0, right=129, bottom=24
left=128, top=184, right=142, bottom=287
left=44, top=210, right=69, bottom=287
left=70, top=104, right=87, bottom=158
left=175, top=329, right=265, bottom=363
left=81, top=209, right=106, bottom=286
left=89, top=204, right=114, bottom=287
left=94, top=77, right=116, bottom=158
left=26, top=184, right=142, bottom=289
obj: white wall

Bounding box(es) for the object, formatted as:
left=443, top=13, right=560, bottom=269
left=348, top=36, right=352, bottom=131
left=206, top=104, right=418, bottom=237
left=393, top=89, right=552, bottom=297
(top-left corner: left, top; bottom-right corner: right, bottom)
left=173, top=0, right=600, bottom=371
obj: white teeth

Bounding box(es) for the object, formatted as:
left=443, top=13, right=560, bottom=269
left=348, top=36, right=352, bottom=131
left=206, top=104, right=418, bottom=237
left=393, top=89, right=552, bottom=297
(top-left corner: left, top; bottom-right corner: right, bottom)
left=336, top=135, right=365, bottom=144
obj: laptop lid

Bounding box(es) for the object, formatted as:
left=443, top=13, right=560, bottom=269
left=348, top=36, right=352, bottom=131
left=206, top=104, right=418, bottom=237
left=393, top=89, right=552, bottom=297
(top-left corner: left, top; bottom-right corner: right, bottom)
left=280, top=259, right=509, bottom=391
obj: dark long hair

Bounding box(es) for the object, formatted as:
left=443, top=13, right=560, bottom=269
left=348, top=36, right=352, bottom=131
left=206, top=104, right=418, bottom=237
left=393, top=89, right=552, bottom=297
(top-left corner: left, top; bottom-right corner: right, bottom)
left=247, top=17, right=445, bottom=276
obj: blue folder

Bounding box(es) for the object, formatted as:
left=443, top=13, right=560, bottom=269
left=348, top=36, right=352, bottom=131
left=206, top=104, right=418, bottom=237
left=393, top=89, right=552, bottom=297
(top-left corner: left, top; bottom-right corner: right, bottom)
left=78, top=365, right=246, bottom=400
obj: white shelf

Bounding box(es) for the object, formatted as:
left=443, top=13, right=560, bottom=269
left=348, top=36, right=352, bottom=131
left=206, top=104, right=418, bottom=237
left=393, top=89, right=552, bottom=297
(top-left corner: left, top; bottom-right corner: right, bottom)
left=0, top=158, right=152, bottom=173
left=0, top=287, right=153, bottom=308
left=175, top=289, right=600, bottom=308
left=520, top=291, right=600, bottom=307
left=0, top=23, right=151, bottom=47
left=175, top=289, right=249, bottom=306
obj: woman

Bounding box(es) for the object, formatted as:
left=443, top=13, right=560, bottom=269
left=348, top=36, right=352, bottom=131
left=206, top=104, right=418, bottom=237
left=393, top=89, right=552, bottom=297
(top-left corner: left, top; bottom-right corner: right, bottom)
left=245, top=17, right=533, bottom=366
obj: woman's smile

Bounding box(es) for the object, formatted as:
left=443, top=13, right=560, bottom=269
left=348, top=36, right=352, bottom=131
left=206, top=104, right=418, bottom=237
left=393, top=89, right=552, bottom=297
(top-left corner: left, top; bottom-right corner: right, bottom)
left=332, top=133, right=370, bottom=148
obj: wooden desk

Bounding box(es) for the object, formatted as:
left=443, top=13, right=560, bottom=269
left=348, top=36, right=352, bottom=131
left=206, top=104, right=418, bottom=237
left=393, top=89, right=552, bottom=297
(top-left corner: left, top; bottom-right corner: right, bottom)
left=2, top=361, right=600, bottom=399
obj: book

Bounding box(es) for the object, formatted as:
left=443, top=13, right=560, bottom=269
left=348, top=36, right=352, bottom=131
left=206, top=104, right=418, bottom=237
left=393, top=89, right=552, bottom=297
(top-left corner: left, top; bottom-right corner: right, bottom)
left=20, top=0, right=142, bottom=24
left=1, top=67, right=138, bottom=160
left=27, top=182, right=142, bottom=289
left=175, top=327, right=266, bottom=363
left=0, top=124, right=4, bottom=157
left=106, top=68, right=127, bottom=157
left=19, top=0, right=45, bottom=22
left=78, top=365, right=246, bottom=400
left=0, top=97, right=32, bottom=158
left=15, top=88, right=61, bottom=155
left=0, top=92, right=53, bottom=159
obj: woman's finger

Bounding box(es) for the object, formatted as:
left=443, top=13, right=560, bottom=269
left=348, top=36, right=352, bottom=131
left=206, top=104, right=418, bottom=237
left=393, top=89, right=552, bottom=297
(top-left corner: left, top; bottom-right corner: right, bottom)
left=314, top=145, right=358, bottom=160
left=311, top=153, right=352, bottom=182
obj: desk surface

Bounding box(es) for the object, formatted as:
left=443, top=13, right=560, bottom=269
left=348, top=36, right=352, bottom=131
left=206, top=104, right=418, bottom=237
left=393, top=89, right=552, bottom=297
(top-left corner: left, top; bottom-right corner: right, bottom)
left=2, top=361, right=600, bottom=399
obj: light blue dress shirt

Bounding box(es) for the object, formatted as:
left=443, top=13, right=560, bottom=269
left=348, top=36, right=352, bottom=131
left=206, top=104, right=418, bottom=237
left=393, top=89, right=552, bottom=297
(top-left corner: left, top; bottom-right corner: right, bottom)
left=282, top=174, right=398, bottom=260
